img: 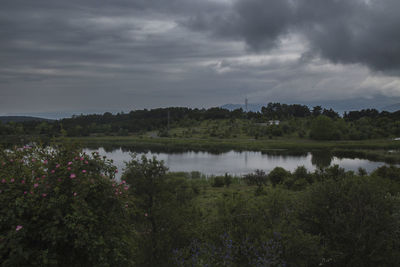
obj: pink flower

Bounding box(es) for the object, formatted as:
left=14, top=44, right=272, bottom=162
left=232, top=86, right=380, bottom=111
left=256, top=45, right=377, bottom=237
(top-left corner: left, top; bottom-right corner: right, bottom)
left=122, top=180, right=126, bottom=184
left=124, top=186, right=129, bottom=190
left=10, top=159, right=14, bottom=162
left=10, top=178, right=15, bottom=183
left=42, top=193, right=47, bottom=197
left=31, top=159, right=36, bottom=162
left=67, top=167, right=71, bottom=171
left=57, top=178, right=62, bottom=182
left=42, top=175, right=46, bottom=178
left=36, top=177, right=40, bottom=181
left=74, top=156, right=79, bottom=160
left=1, top=179, right=5, bottom=183
left=56, top=164, right=60, bottom=168
left=68, top=161, right=73, bottom=166
left=16, top=225, right=23, bottom=231
left=80, top=157, right=84, bottom=161
left=84, top=160, right=89, bottom=164
left=82, top=170, right=87, bottom=173
left=34, top=183, right=39, bottom=188
left=70, top=173, right=76, bottom=179
left=51, top=170, right=55, bottom=174
left=24, top=191, right=27, bottom=194
left=73, top=192, right=77, bottom=196
left=115, top=169, right=118, bottom=173
left=43, top=160, right=48, bottom=164
left=21, top=180, right=25, bottom=184
left=144, top=213, right=148, bottom=217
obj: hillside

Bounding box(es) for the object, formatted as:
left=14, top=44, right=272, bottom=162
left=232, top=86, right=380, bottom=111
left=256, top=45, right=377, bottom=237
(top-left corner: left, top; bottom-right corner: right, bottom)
left=0, top=116, right=53, bottom=123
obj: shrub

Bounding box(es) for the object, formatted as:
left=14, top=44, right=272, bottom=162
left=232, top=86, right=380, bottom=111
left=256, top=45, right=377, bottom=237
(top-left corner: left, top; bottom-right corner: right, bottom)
left=243, top=169, right=267, bottom=187
left=224, top=173, right=232, bottom=187
left=297, top=177, right=400, bottom=266
left=212, top=176, right=225, bottom=187
left=0, top=145, right=136, bottom=266
left=268, top=167, right=291, bottom=187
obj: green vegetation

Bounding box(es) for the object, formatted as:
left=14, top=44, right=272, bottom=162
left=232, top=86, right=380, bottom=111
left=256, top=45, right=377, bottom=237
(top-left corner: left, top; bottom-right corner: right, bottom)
left=1, top=103, right=400, bottom=142
left=0, top=144, right=135, bottom=266
left=2, top=144, right=400, bottom=266
left=2, top=104, right=400, bottom=265
left=2, top=103, right=400, bottom=165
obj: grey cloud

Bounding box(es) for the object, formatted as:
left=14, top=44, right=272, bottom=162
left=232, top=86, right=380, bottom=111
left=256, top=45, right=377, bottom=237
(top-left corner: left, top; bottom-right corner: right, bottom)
left=185, top=0, right=294, bottom=50
left=185, top=0, right=400, bottom=72
left=1, top=0, right=400, bottom=115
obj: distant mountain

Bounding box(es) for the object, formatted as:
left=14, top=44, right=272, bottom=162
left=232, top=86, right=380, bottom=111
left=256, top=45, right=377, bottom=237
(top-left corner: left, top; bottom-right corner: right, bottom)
left=0, top=116, right=54, bottom=123
left=222, top=96, right=400, bottom=115
left=381, top=103, right=400, bottom=112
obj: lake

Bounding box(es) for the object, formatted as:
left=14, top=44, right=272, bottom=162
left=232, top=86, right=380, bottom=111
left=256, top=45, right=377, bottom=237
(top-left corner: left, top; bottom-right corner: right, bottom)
left=84, top=147, right=388, bottom=178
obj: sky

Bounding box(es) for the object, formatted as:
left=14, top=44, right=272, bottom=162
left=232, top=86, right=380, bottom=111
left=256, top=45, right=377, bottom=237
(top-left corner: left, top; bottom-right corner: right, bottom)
left=1, top=0, right=400, bottom=118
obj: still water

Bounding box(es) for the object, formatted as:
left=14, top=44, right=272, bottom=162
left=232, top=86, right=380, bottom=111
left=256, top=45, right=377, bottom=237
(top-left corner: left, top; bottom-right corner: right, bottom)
left=84, top=147, right=388, bottom=178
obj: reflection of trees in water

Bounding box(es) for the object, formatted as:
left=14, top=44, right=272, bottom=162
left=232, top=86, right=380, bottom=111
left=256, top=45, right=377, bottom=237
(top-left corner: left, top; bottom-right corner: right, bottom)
left=311, top=150, right=332, bottom=169
left=85, top=144, right=232, bottom=154
left=85, top=145, right=319, bottom=161
left=261, top=150, right=308, bottom=159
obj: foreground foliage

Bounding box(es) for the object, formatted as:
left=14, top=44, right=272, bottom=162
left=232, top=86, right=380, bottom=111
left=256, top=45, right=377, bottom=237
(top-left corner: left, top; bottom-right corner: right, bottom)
left=2, top=144, right=400, bottom=266
left=0, top=145, right=136, bottom=266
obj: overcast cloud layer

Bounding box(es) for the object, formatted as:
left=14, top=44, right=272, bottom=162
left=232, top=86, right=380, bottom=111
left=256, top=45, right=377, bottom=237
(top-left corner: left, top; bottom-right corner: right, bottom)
left=1, top=0, right=400, bottom=116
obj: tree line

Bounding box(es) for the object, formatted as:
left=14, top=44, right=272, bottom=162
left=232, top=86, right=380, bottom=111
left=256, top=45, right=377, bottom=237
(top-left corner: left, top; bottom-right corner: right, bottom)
left=1, top=103, right=400, bottom=140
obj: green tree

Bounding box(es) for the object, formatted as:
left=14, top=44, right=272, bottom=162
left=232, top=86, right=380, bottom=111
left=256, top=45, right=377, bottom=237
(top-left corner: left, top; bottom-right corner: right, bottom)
left=297, top=177, right=400, bottom=266
left=309, top=115, right=337, bottom=140
left=124, top=155, right=198, bottom=266
left=268, top=167, right=291, bottom=187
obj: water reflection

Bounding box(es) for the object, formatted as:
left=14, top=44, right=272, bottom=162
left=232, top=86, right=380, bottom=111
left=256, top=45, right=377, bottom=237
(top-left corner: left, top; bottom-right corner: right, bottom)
left=311, top=151, right=332, bottom=169
left=83, top=147, right=390, bottom=178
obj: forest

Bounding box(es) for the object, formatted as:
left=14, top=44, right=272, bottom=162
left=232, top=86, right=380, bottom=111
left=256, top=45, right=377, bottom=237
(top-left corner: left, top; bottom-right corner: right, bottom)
left=1, top=103, right=400, bottom=141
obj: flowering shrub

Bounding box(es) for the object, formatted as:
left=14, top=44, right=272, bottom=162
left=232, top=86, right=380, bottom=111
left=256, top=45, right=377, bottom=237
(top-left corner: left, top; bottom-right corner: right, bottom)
left=0, top=144, right=136, bottom=266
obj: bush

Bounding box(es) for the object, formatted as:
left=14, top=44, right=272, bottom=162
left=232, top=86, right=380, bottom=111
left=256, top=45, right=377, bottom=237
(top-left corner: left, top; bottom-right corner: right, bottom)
left=0, top=144, right=136, bottom=266
left=243, top=169, right=267, bottom=187
left=297, top=177, right=400, bottom=266
left=268, top=167, right=291, bottom=187
left=212, top=176, right=225, bottom=187
left=224, top=173, right=232, bottom=187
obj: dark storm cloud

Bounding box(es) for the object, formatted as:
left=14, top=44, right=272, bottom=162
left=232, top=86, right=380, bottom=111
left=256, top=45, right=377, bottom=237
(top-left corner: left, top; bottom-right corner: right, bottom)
left=185, top=0, right=400, bottom=72
left=1, top=0, right=400, bottom=115
left=184, top=0, right=294, bottom=51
